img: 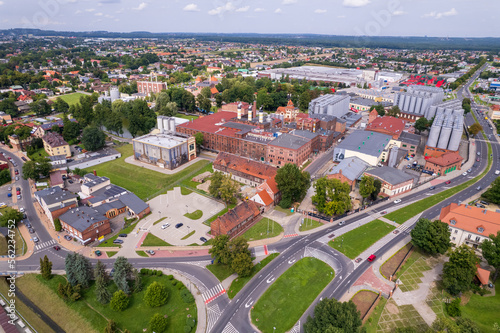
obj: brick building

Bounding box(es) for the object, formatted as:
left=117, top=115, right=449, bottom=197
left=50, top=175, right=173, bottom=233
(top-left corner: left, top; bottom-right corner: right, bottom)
left=59, top=206, right=111, bottom=245
left=364, top=166, right=414, bottom=197
left=266, top=133, right=312, bottom=168
left=34, top=187, right=78, bottom=227
left=424, top=152, right=463, bottom=176
left=211, top=200, right=262, bottom=238
left=276, top=100, right=300, bottom=122
left=365, top=116, right=406, bottom=140
left=213, top=152, right=277, bottom=187
left=137, top=80, right=167, bottom=95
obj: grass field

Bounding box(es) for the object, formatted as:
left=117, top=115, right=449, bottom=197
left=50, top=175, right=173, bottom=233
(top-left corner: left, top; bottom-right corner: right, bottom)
left=351, top=290, right=378, bottom=319
left=242, top=218, right=283, bottom=241
left=364, top=297, right=387, bottom=333
left=273, top=206, right=295, bottom=216
left=53, top=93, right=86, bottom=106
left=181, top=230, right=195, bottom=240
left=328, top=220, right=395, bottom=259
left=184, top=210, right=203, bottom=220
left=21, top=273, right=197, bottom=333
left=136, top=250, right=148, bottom=257
left=84, top=144, right=211, bottom=200
left=227, top=253, right=279, bottom=299
left=0, top=228, right=27, bottom=256
left=175, top=113, right=199, bottom=121
left=106, top=251, right=117, bottom=258
left=0, top=278, right=55, bottom=333
left=206, top=264, right=234, bottom=282
left=462, top=283, right=500, bottom=333
left=142, top=233, right=171, bottom=246
left=179, top=162, right=213, bottom=189
left=299, top=218, right=323, bottom=232
left=251, top=257, right=334, bottom=333
left=181, top=187, right=193, bottom=195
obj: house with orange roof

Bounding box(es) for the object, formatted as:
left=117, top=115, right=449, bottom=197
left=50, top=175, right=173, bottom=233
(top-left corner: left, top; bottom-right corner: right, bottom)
left=213, top=152, right=277, bottom=187
left=440, top=203, right=500, bottom=249
left=250, top=190, right=274, bottom=211
left=365, top=116, right=406, bottom=140
left=424, top=152, right=463, bottom=176
left=256, top=177, right=281, bottom=206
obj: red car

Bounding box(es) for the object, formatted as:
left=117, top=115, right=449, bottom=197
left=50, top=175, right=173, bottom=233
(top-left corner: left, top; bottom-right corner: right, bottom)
left=367, top=255, right=376, bottom=262
left=16, top=190, right=20, bottom=195
left=445, top=180, right=451, bottom=185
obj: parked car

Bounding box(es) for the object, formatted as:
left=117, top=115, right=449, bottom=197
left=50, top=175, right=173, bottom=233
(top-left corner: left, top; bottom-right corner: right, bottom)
left=479, top=200, right=489, bottom=205
left=476, top=204, right=486, bottom=208
left=175, top=223, right=183, bottom=228
left=17, top=195, right=21, bottom=200
left=467, top=169, right=472, bottom=173
left=113, top=239, right=124, bottom=244
left=33, top=237, right=39, bottom=243
left=147, top=250, right=155, bottom=255
left=445, top=180, right=451, bottom=185
left=200, top=237, right=208, bottom=243
left=15, top=176, right=19, bottom=181
left=339, top=221, right=346, bottom=226
left=7, top=187, right=11, bottom=191
left=68, top=180, right=74, bottom=184
left=64, top=235, right=73, bottom=241
left=476, top=158, right=480, bottom=162
left=119, top=233, right=127, bottom=237
left=429, top=186, right=436, bottom=190
left=367, top=254, right=376, bottom=262
left=21, top=157, right=27, bottom=161
left=161, top=223, right=170, bottom=229
left=462, top=172, right=468, bottom=176
left=380, top=211, right=387, bottom=214
left=0, top=202, right=6, bottom=208
left=53, top=246, right=61, bottom=251
left=476, top=186, right=482, bottom=191
left=477, top=152, right=481, bottom=156
left=19, top=207, right=24, bottom=213
left=7, top=193, right=11, bottom=198
left=95, top=250, right=102, bottom=257
left=14, top=169, right=18, bottom=175
left=28, top=228, right=35, bottom=233
left=394, top=199, right=402, bottom=204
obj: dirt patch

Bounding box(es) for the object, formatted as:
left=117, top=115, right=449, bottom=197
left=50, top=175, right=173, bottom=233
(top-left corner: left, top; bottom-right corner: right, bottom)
left=380, top=243, right=413, bottom=279
left=351, top=290, right=378, bottom=319
left=197, top=180, right=210, bottom=192
left=385, top=302, right=400, bottom=315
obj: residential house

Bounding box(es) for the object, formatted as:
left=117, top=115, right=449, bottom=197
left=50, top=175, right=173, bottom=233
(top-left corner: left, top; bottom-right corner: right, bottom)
left=58, top=206, right=111, bottom=245
left=211, top=200, right=262, bottom=238
left=43, top=132, right=71, bottom=158
left=34, top=187, right=78, bottom=227
left=213, top=152, right=277, bottom=187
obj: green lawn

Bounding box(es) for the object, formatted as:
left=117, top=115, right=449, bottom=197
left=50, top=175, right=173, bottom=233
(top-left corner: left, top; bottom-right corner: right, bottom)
left=206, top=264, right=234, bottom=282
left=106, top=251, right=117, bottom=258
left=181, top=187, right=193, bottom=195
left=136, top=250, right=148, bottom=257
left=142, top=233, right=171, bottom=247
left=28, top=147, right=49, bottom=161
left=28, top=273, right=197, bottom=333
left=364, top=297, right=387, bottom=333
left=273, top=206, right=295, bottom=216
left=328, top=220, right=395, bottom=259
left=179, top=162, right=213, bottom=189
left=385, top=131, right=493, bottom=224
left=228, top=253, right=279, bottom=299
left=251, top=257, right=334, bottom=333
left=54, top=92, right=86, bottom=106
left=153, top=217, right=167, bottom=225
left=97, top=219, right=139, bottom=248
left=0, top=228, right=26, bottom=256
left=204, top=203, right=237, bottom=226
left=299, top=218, right=323, bottom=232
left=181, top=230, right=195, bottom=240
left=462, top=282, right=500, bottom=333
left=175, top=113, right=199, bottom=121
left=184, top=210, right=203, bottom=220
left=84, top=144, right=211, bottom=200
left=242, top=218, right=283, bottom=241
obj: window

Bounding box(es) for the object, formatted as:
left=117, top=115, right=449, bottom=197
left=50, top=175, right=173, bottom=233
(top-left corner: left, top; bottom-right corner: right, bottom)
left=452, top=237, right=456, bottom=241
left=478, top=227, right=484, bottom=233
left=454, top=230, right=458, bottom=234
left=450, top=219, right=456, bottom=225
left=475, top=236, right=481, bottom=242
left=467, top=234, right=472, bottom=240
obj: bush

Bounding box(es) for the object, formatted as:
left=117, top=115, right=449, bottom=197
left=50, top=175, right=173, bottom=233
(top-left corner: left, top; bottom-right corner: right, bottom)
left=149, top=269, right=155, bottom=275
left=171, top=279, right=178, bottom=285
left=54, top=218, right=62, bottom=232
left=184, top=326, right=192, bottom=333
left=140, top=268, right=148, bottom=275
left=445, top=298, right=461, bottom=317
left=156, top=270, right=163, bottom=276
left=279, top=198, right=292, bottom=209
left=180, top=288, right=194, bottom=303
left=144, top=281, right=169, bottom=307
left=176, top=281, right=185, bottom=290
left=149, top=313, right=168, bottom=333
left=167, top=275, right=173, bottom=280
left=186, top=317, right=196, bottom=328
left=110, top=290, right=129, bottom=311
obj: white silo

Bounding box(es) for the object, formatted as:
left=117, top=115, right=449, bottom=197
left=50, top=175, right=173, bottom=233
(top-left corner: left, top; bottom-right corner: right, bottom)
left=169, top=118, right=176, bottom=133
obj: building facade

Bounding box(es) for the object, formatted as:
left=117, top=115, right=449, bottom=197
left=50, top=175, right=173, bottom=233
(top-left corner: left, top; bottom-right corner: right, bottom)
left=43, top=132, right=71, bottom=158
left=364, top=166, right=414, bottom=197
left=137, top=80, right=167, bottom=95
left=211, top=201, right=262, bottom=239
left=424, top=152, right=463, bottom=176
left=213, top=152, right=277, bottom=187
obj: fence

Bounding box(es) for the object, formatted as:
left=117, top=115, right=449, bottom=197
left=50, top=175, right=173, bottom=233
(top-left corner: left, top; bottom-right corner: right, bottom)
left=390, top=244, right=414, bottom=281
left=361, top=293, right=382, bottom=323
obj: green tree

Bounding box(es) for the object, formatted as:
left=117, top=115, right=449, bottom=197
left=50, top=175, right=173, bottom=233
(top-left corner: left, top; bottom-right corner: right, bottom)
left=113, top=256, right=133, bottom=294
left=0, top=169, right=11, bottom=186
left=65, top=253, right=78, bottom=286
left=54, top=218, right=62, bottom=231
left=370, top=104, right=385, bottom=116
left=443, top=245, right=479, bottom=295
left=414, top=117, right=430, bottom=134
left=194, top=132, right=204, bottom=151
left=82, top=127, right=106, bottom=151
left=22, top=161, right=38, bottom=181
left=480, top=231, right=500, bottom=281
left=31, top=99, right=52, bottom=116
left=0, top=209, right=23, bottom=227
left=275, top=163, right=310, bottom=204
left=482, top=177, right=500, bottom=205
left=201, top=87, right=212, bottom=99
left=299, top=90, right=311, bottom=110
left=359, top=176, right=376, bottom=205
left=62, top=119, right=80, bottom=142
left=40, top=255, right=52, bottom=280
left=51, top=124, right=61, bottom=134
left=209, top=235, right=231, bottom=265
left=144, top=281, right=169, bottom=307
left=94, top=260, right=110, bottom=284
left=219, top=174, right=239, bottom=205
left=95, top=276, right=111, bottom=304
left=469, top=122, right=483, bottom=136
left=304, top=298, right=362, bottom=333
left=196, top=93, right=211, bottom=112
left=103, top=320, right=117, bottom=333
left=208, top=172, right=224, bottom=198
left=311, top=177, right=351, bottom=216
left=410, top=218, right=451, bottom=255
left=387, top=105, right=401, bottom=117
left=231, top=251, right=253, bottom=277
left=131, top=268, right=142, bottom=293
left=53, top=97, right=69, bottom=114
left=73, top=253, right=92, bottom=288
left=149, top=313, right=168, bottom=333
left=110, top=290, right=129, bottom=311
left=370, top=179, right=382, bottom=201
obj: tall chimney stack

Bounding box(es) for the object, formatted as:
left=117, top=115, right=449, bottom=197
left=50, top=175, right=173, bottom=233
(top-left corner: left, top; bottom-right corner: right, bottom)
left=93, top=170, right=97, bottom=176
left=237, top=103, right=242, bottom=120
left=248, top=104, right=253, bottom=122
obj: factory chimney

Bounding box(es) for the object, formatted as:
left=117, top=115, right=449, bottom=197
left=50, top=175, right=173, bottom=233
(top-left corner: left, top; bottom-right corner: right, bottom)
left=237, top=102, right=242, bottom=119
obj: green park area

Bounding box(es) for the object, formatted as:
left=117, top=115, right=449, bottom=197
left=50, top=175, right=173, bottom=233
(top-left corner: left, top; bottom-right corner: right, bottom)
left=142, top=233, right=171, bottom=247
left=53, top=92, right=86, bottom=106
left=328, top=220, right=395, bottom=259
left=251, top=257, right=334, bottom=333
left=243, top=218, right=283, bottom=241
left=84, top=144, right=210, bottom=200
left=462, top=283, right=500, bottom=333
left=16, top=273, right=196, bottom=333
left=184, top=210, right=203, bottom=220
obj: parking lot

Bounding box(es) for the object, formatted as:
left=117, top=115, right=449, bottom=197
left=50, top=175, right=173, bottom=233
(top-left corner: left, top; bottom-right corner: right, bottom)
left=140, top=187, right=224, bottom=246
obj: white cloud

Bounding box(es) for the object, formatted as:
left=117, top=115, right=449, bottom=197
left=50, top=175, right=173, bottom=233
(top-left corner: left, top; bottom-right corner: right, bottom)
left=337, top=15, right=346, bottom=18
left=314, top=9, right=327, bottom=14
left=133, top=2, right=147, bottom=10
left=85, top=8, right=96, bottom=12
left=275, top=8, right=282, bottom=13
left=423, top=8, right=457, bottom=19
left=235, top=6, right=250, bottom=12
left=208, top=2, right=235, bottom=15
left=0, top=1, right=4, bottom=5
left=343, top=0, right=370, bottom=8
left=95, top=12, right=103, bottom=16
left=254, top=7, right=265, bottom=12
left=282, top=0, right=297, bottom=4
left=392, top=10, right=406, bottom=16
left=75, top=9, right=82, bottom=14
left=183, top=4, right=200, bottom=12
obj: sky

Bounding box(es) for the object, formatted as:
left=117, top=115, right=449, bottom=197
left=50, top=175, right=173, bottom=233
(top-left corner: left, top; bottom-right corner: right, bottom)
left=0, top=0, right=498, bottom=38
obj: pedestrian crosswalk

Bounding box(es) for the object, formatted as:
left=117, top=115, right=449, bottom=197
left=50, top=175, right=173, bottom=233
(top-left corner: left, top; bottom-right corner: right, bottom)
left=284, top=233, right=299, bottom=238
left=290, top=321, right=301, bottom=333
left=202, top=284, right=226, bottom=304
left=221, top=322, right=239, bottom=333
left=206, top=304, right=222, bottom=333
left=34, top=239, right=56, bottom=251
left=398, top=224, right=411, bottom=233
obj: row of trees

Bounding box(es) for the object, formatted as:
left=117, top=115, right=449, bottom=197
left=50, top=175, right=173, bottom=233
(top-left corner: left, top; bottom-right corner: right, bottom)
left=209, top=235, right=254, bottom=277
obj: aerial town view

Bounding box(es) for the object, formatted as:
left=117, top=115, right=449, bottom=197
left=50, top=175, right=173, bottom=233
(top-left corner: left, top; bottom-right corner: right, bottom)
left=1, top=1, right=500, bottom=333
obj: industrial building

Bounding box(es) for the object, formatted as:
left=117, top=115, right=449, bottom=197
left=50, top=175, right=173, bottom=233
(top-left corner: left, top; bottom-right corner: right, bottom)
left=424, top=103, right=464, bottom=158
left=133, top=116, right=197, bottom=170
left=257, top=66, right=364, bottom=86
left=333, top=130, right=395, bottom=166
left=393, top=86, right=445, bottom=121
left=137, top=79, right=167, bottom=95
left=308, top=94, right=351, bottom=118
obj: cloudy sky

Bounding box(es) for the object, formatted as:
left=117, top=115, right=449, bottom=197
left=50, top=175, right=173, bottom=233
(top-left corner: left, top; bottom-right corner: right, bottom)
left=0, top=0, right=497, bottom=38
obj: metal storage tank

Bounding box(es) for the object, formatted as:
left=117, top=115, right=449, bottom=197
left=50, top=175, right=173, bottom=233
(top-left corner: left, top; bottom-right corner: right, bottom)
left=415, top=97, right=424, bottom=115
left=110, top=87, right=120, bottom=102
left=157, top=117, right=164, bottom=133
left=437, top=123, right=452, bottom=149
left=426, top=125, right=441, bottom=147
left=398, top=94, right=406, bottom=110
left=163, top=117, right=170, bottom=132
left=169, top=118, right=176, bottom=133
left=448, top=122, right=463, bottom=151
left=403, top=94, right=411, bottom=111
left=409, top=95, right=417, bottom=114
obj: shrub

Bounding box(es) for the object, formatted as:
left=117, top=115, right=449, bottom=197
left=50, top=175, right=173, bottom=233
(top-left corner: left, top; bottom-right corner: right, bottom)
left=167, top=275, right=173, bottom=280
left=149, top=269, right=155, bottom=275
left=144, top=281, right=169, bottom=307
left=171, top=279, right=178, bottom=285
left=279, top=198, right=292, bottom=209
left=186, top=317, right=196, bottom=328
left=184, top=326, right=192, bottom=333
left=110, top=290, right=129, bottom=311
left=180, top=288, right=194, bottom=303
left=445, top=298, right=461, bottom=317
left=176, top=281, right=185, bottom=290
left=156, top=270, right=163, bottom=276
left=149, top=313, right=168, bottom=333
left=140, top=268, right=148, bottom=275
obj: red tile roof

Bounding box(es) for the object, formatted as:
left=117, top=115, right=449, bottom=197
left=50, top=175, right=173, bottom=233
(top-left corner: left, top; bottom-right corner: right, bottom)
left=476, top=266, right=490, bottom=285
left=427, top=152, right=463, bottom=167
left=214, top=152, right=277, bottom=181
left=440, top=203, right=500, bottom=237
left=365, top=116, right=406, bottom=139
left=256, top=190, right=273, bottom=206
left=211, top=201, right=261, bottom=236
left=177, top=111, right=252, bottom=135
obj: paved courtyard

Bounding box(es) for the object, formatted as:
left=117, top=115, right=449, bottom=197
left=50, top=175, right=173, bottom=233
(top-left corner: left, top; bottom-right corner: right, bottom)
left=138, top=187, right=224, bottom=246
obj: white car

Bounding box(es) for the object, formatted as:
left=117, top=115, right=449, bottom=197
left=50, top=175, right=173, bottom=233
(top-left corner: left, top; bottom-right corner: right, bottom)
left=394, top=199, right=402, bottom=204
left=161, top=223, right=170, bottom=229
left=462, top=172, right=468, bottom=176
left=495, top=170, right=500, bottom=175
left=20, top=207, right=25, bottom=213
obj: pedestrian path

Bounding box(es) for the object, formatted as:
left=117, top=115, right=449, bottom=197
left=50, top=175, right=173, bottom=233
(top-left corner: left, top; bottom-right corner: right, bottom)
left=283, top=233, right=299, bottom=238
left=206, top=303, right=222, bottom=333
left=202, top=284, right=226, bottom=304
left=221, top=322, right=239, bottom=333
left=34, top=239, right=56, bottom=252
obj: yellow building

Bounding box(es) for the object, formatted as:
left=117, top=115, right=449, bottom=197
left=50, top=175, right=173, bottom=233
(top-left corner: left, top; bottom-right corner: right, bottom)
left=43, top=132, right=71, bottom=158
